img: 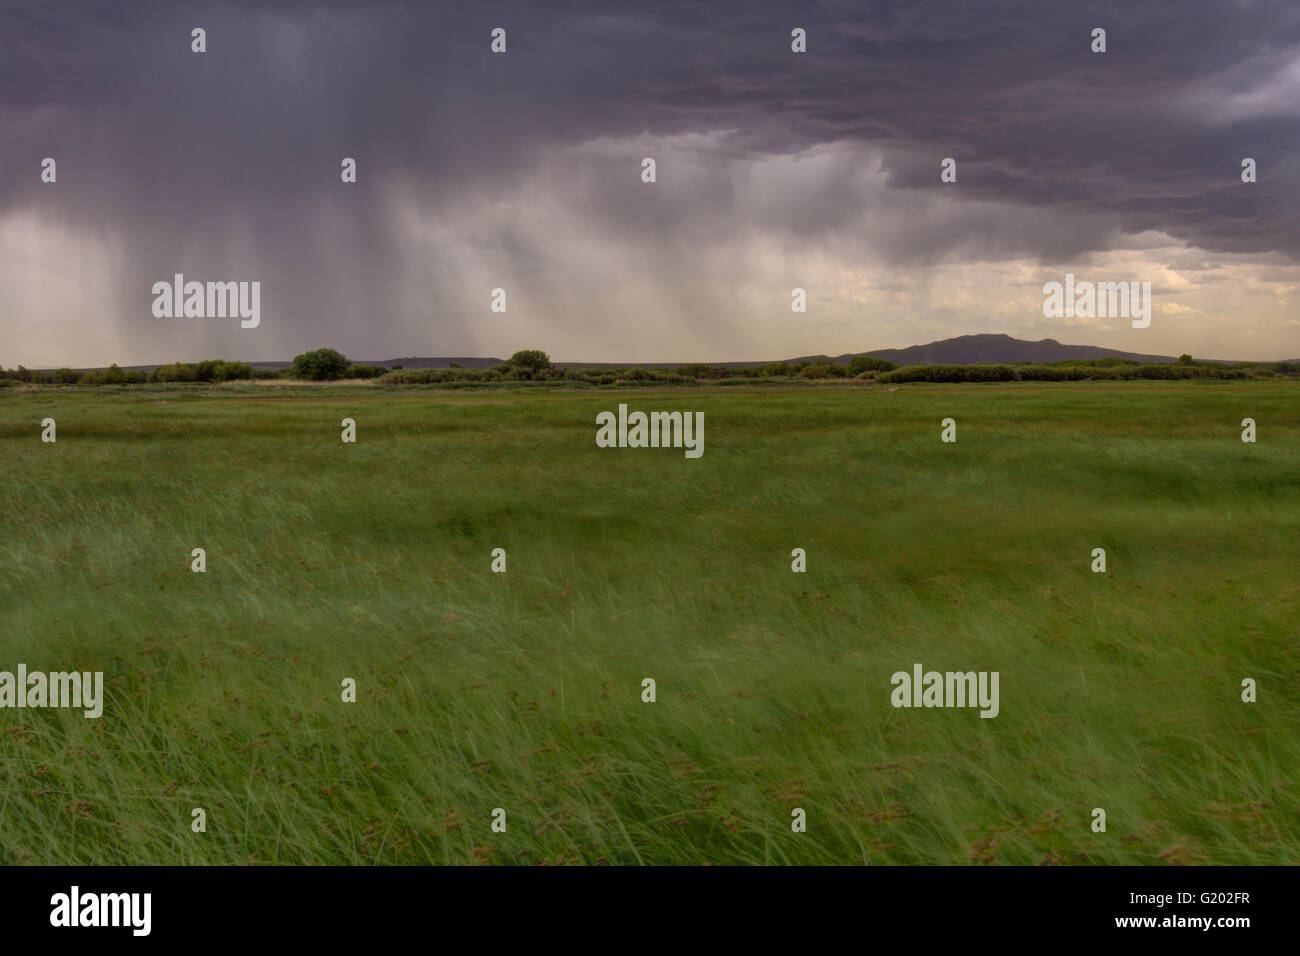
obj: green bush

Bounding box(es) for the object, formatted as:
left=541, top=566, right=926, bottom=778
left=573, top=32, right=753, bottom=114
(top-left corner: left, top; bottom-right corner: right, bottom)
left=618, top=367, right=684, bottom=383
left=507, top=350, right=551, bottom=374
left=152, top=362, right=197, bottom=383
left=200, top=359, right=252, bottom=382
left=672, top=364, right=732, bottom=380
left=78, top=364, right=143, bottom=385
left=847, top=355, right=897, bottom=375
left=800, top=362, right=847, bottom=378
left=379, top=367, right=505, bottom=385
left=292, top=348, right=350, bottom=381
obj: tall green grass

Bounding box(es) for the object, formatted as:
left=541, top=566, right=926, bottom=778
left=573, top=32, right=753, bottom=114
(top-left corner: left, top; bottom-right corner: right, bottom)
left=0, top=381, right=1295, bottom=864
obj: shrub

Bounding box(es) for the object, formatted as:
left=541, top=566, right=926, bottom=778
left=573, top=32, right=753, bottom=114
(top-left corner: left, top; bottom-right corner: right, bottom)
left=379, top=367, right=504, bottom=385
left=192, top=359, right=252, bottom=382
left=847, top=355, right=897, bottom=375
left=78, top=364, right=142, bottom=385
left=153, top=361, right=197, bottom=382
left=800, top=362, right=847, bottom=378
left=291, top=348, right=350, bottom=380
left=507, top=349, right=551, bottom=374
left=673, top=364, right=733, bottom=380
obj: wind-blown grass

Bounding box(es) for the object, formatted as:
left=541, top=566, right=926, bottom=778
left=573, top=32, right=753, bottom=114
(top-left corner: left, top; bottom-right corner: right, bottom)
left=0, top=381, right=1295, bottom=864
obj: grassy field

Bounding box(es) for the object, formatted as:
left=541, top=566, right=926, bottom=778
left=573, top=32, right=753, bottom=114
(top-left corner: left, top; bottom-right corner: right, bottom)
left=0, top=381, right=1296, bottom=865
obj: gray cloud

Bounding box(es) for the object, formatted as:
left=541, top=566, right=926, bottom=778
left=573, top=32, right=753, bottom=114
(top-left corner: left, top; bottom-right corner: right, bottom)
left=1, top=0, right=1298, bottom=363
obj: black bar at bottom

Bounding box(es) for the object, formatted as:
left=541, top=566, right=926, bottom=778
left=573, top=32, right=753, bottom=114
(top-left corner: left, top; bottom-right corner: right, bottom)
left=2, top=864, right=1281, bottom=943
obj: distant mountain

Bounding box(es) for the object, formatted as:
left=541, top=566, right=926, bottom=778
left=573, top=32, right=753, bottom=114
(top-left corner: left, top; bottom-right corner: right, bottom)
left=555, top=334, right=1236, bottom=368
left=86, top=334, right=1271, bottom=374
left=841, top=333, right=1192, bottom=366
left=514, top=335, right=1223, bottom=369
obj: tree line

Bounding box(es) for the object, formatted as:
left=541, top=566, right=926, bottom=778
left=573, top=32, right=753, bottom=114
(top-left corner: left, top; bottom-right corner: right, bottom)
left=3, top=348, right=1296, bottom=387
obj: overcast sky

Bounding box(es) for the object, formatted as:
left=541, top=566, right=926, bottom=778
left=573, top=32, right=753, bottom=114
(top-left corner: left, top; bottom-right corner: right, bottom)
left=2, top=0, right=1299, bottom=366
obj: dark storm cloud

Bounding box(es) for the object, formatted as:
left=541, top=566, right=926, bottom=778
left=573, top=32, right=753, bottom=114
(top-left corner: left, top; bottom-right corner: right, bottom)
left=4, top=0, right=1298, bottom=243
left=1, top=0, right=1297, bottom=362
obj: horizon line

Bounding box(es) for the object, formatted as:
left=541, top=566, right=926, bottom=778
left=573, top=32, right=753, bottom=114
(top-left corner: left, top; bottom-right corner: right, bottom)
left=9, top=333, right=1294, bottom=371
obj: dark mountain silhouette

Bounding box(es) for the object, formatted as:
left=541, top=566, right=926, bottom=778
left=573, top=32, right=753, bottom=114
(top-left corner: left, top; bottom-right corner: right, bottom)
left=561, top=334, right=1240, bottom=368
left=839, top=333, right=1189, bottom=366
